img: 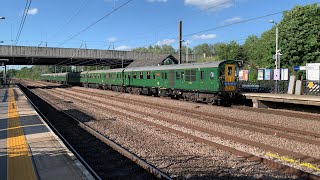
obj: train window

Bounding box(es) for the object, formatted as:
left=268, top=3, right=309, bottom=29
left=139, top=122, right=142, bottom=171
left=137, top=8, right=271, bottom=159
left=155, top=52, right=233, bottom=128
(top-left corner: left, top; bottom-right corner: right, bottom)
left=106, top=74, right=108, bottom=79
left=124, top=75, right=127, bottom=79
left=117, top=74, right=119, bottom=78
left=140, top=72, right=143, bottom=79
left=128, top=73, right=131, bottom=79
left=210, top=72, right=214, bottom=79
left=185, top=69, right=196, bottom=81
left=176, top=72, right=180, bottom=80
left=164, top=73, right=167, bottom=79
left=181, top=72, right=184, bottom=80
left=153, top=73, right=156, bottom=79
left=228, top=67, right=232, bottom=76
left=200, top=71, right=204, bottom=80
left=133, top=73, right=137, bottom=79
left=147, top=72, right=151, bottom=79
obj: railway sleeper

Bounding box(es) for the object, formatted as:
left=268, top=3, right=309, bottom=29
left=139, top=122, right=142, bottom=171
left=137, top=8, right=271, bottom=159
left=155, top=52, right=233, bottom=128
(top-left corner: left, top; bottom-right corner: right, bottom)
left=77, top=82, right=229, bottom=107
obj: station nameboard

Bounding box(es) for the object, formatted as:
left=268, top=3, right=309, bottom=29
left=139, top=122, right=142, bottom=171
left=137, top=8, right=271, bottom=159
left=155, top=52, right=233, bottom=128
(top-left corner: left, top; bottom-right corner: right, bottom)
left=306, top=63, right=320, bottom=81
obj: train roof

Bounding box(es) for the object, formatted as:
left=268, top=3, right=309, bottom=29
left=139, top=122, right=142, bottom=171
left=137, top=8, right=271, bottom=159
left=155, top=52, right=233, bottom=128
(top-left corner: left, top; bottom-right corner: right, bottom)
left=40, top=60, right=237, bottom=76
left=81, top=68, right=124, bottom=74
left=40, top=72, right=68, bottom=76
left=124, top=60, right=229, bottom=72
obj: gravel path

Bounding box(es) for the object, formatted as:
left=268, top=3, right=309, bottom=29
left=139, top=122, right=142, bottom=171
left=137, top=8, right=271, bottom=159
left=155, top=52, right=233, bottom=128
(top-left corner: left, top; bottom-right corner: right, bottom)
left=20, top=80, right=307, bottom=179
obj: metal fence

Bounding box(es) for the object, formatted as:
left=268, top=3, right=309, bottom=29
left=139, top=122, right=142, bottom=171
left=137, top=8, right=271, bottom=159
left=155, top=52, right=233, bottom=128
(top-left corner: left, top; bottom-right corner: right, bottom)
left=238, top=80, right=289, bottom=94
left=302, top=80, right=320, bottom=96
left=239, top=80, right=320, bottom=96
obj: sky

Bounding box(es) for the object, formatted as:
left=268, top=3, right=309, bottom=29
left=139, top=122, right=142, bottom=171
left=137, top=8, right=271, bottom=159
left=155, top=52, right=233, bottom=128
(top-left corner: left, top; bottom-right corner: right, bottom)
left=0, top=0, right=318, bottom=51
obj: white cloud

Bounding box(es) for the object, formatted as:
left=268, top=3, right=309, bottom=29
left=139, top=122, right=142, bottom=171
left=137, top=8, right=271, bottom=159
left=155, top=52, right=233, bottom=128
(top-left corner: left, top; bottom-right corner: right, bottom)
left=156, top=39, right=176, bottom=45
left=224, top=16, right=242, bottom=23
left=115, top=45, right=131, bottom=51
left=108, top=37, right=117, bottom=42
left=192, top=34, right=217, bottom=40
left=184, top=0, right=233, bottom=10
left=27, top=8, right=38, bottom=15
left=147, top=0, right=168, bottom=2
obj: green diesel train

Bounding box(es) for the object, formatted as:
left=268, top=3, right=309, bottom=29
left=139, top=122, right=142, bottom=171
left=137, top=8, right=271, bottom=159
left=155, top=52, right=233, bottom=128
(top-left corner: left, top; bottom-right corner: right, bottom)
left=40, top=60, right=240, bottom=105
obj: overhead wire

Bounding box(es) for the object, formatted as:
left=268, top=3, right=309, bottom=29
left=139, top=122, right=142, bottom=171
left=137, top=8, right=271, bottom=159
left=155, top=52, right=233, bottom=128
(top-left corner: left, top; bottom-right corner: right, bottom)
left=15, top=0, right=32, bottom=45
left=48, top=0, right=90, bottom=40
left=57, top=0, right=134, bottom=47
left=112, top=0, right=235, bottom=45
left=110, top=1, right=320, bottom=50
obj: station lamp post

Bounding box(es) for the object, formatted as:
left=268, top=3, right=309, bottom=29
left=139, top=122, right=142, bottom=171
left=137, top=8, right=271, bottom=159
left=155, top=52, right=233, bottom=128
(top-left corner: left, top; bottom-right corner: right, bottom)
left=269, top=20, right=281, bottom=93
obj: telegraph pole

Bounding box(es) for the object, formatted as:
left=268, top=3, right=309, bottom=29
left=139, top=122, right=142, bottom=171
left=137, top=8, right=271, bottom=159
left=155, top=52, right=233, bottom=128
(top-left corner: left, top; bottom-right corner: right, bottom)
left=179, top=20, right=182, bottom=64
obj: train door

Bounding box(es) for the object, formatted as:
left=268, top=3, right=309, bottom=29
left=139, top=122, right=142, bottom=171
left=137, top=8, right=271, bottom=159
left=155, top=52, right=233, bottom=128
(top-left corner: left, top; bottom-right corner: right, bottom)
left=168, top=70, right=175, bottom=87
left=224, top=64, right=236, bottom=91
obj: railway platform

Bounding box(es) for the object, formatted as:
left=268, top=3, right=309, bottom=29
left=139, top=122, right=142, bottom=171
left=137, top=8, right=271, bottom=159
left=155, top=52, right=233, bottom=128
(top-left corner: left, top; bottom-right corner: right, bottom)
left=242, top=93, right=320, bottom=108
left=0, top=85, right=94, bottom=180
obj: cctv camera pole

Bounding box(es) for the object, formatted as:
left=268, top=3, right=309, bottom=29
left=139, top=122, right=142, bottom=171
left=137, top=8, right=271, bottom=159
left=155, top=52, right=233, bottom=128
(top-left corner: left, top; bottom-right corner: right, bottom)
left=179, top=20, right=182, bottom=64
left=275, top=23, right=279, bottom=93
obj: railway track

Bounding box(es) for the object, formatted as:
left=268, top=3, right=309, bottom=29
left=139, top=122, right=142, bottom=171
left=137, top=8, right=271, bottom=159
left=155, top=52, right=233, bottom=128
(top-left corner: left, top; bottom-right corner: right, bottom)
left=65, top=87, right=320, bottom=142
left=24, top=80, right=320, bottom=179
left=233, top=105, right=320, bottom=122
left=30, top=80, right=320, bottom=121
left=18, top=82, right=170, bottom=180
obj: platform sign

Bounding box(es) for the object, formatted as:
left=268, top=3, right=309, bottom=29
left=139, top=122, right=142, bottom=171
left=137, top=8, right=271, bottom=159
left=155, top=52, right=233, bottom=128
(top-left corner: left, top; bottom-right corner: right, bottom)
left=264, top=69, right=271, bottom=80
left=239, top=70, right=248, bottom=81
left=306, top=63, right=320, bottom=81
left=239, top=70, right=243, bottom=80
left=242, top=70, right=249, bottom=81
left=257, top=69, right=264, bottom=80
left=294, top=66, right=306, bottom=71
left=281, top=69, right=289, bottom=80
left=273, top=69, right=280, bottom=80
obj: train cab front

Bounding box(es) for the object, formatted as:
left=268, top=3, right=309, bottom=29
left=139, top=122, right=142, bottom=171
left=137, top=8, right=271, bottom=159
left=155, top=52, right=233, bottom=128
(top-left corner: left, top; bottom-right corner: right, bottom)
left=218, top=61, right=239, bottom=105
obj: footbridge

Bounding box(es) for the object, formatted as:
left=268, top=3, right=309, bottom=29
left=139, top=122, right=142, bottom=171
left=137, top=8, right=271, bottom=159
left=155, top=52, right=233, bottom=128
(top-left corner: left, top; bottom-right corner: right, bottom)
left=0, top=45, right=200, bottom=68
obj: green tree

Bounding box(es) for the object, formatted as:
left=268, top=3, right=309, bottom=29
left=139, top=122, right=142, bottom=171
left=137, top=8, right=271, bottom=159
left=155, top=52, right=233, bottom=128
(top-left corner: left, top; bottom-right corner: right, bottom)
left=212, top=41, right=244, bottom=60
left=193, top=43, right=214, bottom=57
left=243, top=3, right=320, bottom=69
left=161, top=45, right=176, bottom=54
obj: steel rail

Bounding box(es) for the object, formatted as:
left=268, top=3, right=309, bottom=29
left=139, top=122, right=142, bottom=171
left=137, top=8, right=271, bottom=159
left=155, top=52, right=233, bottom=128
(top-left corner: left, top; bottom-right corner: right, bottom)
left=63, top=87, right=320, bottom=142
left=17, top=84, right=100, bottom=180
left=48, top=88, right=320, bottom=165
left=38, top=85, right=320, bottom=180
left=19, top=82, right=172, bottom=180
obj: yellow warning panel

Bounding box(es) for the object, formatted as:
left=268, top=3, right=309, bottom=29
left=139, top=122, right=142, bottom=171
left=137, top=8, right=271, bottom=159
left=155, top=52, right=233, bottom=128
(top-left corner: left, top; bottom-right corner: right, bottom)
left=266, top=152, right=320, bottom=172
left=7, top=86, right=37, bottom=180
left=308, top=82, right=314, bottom=89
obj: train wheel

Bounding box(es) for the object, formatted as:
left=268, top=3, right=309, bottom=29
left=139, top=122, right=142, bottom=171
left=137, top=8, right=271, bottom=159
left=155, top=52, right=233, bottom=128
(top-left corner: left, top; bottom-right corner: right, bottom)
left=190, top=96, right=196, bottom=102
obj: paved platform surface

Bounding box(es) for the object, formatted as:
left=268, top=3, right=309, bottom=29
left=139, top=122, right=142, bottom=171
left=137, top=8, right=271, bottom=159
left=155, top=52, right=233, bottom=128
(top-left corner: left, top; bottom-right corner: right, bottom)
left=243, top=93, right=320, bottom=107
left=0, top=85, right=94, bottom=180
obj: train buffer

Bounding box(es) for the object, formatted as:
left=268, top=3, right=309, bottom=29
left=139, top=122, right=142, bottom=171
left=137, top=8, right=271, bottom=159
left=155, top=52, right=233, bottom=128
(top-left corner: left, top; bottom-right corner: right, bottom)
left=0, top=85, right=94, bottom=180
left=242, top=93, right=320, bottom=108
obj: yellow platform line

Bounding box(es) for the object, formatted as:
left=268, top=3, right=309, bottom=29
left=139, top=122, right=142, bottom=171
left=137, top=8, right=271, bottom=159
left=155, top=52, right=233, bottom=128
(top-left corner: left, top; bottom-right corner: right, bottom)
left=7, top=86, right=36, bottom=180
left=266, top=152, right=320, bottom=172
